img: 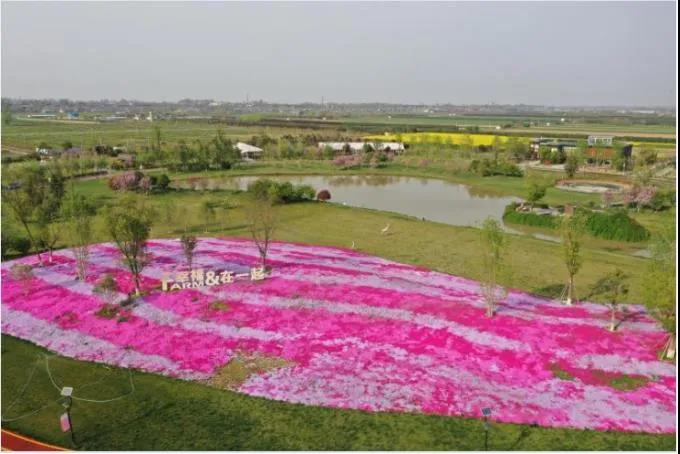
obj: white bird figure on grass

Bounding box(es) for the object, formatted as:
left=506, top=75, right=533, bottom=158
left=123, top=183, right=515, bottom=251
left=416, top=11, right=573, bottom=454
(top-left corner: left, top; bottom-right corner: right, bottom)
left=380, top=223, right=391, bottom=235
left=351, top=241, right=356, bottom=249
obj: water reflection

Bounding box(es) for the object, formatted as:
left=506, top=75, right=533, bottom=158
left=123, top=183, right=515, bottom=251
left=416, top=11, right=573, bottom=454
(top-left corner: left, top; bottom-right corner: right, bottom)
left=212, top=174, right=520, bottom=228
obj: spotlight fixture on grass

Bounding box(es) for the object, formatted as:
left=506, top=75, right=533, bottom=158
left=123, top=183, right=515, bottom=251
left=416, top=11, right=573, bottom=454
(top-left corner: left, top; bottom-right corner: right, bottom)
left=482, top=407, right=492, bottom=451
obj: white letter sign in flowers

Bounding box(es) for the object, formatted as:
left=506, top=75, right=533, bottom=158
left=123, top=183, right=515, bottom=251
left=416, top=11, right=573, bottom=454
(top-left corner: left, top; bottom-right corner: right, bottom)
left=161, top=266, right=266, bottom=291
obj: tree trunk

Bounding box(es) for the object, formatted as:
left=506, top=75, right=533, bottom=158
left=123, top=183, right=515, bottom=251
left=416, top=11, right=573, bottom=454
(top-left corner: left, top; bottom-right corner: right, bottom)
left=609, top=306, right=617, bottom=332
left=134, top=273, right=141, bottom=297
left=566, top=275, right=574, bottom=305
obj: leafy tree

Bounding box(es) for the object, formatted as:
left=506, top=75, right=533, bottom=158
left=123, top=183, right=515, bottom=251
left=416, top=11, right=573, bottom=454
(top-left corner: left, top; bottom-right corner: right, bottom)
left=524, top=179, right=549, bottom=208
left=564, top=152, right=581, bottom=178
left=62, top=194, right=96, bottom=280
left=104, top=195, right=154, bottom=296
left=245, top=198, right=278, bottom=269
left=61, top=140, right=74, bottom=151
left=507, top=138, right=530, bottom=161
left=180, top=234, right=198, bottom=272
left=157, top=174, right=171, bottom=192
left=479, top=217, right=508, bottom=317
left=2, top=163, right=65, bottom=263
left=588, top=270, right=629, bottom=332
left=2, top=100, right=13, bottom=125
left=643, top=215, right=676, bottom=333
left=561, top=214, right=586, bottom=305
left=637, top=147, right=658, bottom=167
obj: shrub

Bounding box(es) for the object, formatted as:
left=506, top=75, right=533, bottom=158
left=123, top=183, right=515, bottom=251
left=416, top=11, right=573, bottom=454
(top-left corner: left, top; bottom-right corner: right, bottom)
left=108, top=171, right=144, bottom=191
left=502, top=204, right=650, bottom=243
left=469, top=159, right=523, bottom=177
left=502, top=203, right=558, bottom=228
left=1, top=229, right=32, bottom=259
left=584, top=210, right=650, bottom=242
left=157, top=174, right=171, bottom=191
left=247, top=178, right=316, bottom=204
left=316, top=189, right=331, bottom=201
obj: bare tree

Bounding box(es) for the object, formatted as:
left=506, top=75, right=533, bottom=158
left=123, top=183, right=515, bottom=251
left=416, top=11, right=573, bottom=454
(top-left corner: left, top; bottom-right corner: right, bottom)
left=245, top=199, right=278, bottom=269
left=589, top=269, right=629, bottom=332
left=561, top=213, right=586, bottom=305
left=479, top=217, right=508, bottom=317
left=63, top=194, right=96, bottom=280
left=180, top=234, right=198, bottom=272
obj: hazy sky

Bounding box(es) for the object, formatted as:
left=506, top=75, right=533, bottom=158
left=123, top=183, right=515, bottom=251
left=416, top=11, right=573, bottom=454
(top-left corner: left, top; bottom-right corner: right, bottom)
left=1, top=1, right=676, bottom=106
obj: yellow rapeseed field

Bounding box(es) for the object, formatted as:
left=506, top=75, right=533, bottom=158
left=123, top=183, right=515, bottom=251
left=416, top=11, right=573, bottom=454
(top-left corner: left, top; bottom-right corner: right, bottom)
left=365, top=132, right=529, bottom=146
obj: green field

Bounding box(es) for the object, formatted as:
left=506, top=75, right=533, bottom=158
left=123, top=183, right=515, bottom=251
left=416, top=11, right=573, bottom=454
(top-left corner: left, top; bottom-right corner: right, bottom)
left=1, top=119, right=322, bottom=152
left=1, top=175, right=675, bottom=450
left=1, top=115, right=676, bottom=450
left=2, top=335, right=674, bottom=451
left=284, top=114, right=677, bottom=139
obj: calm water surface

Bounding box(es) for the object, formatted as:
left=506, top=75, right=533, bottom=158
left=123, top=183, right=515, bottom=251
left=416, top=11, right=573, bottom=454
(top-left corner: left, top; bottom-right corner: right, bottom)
left=184, top=174, right=648, bottom=255
left=219, top=175, right=520, bottom=228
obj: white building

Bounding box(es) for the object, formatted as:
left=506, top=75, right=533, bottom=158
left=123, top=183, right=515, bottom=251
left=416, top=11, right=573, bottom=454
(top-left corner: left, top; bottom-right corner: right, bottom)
left=317, top=142, right=405, bottom=154
left=236, top=142, right=263, bottom=160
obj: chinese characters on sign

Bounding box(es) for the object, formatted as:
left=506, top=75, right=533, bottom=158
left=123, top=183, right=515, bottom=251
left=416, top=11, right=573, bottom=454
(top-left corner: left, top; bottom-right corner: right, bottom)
left=161, top=267, right=266, bottom=291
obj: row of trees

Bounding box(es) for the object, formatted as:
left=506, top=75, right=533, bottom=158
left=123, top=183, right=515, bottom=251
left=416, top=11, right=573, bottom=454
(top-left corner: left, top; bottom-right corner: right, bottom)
left=2, top=161, right=281, bottom=297
left=478, top=211, right=675, bottom=343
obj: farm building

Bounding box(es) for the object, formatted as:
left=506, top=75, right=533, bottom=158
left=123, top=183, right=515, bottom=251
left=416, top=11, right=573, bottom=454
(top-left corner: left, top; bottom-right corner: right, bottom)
left=587, top=135, right=615, bottom=147
left=317, top=142, right=405, bottom=154
left=529, top=138, right=579, bottom=159
left=236, top=142, right=263, bottom=160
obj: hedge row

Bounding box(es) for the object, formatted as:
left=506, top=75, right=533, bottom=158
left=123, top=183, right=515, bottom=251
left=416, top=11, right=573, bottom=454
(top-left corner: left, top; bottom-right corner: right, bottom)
left=502, top=203, right=650, bottom=242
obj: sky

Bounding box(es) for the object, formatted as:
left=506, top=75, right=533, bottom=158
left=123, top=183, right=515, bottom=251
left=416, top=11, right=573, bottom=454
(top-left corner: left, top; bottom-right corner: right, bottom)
left=1, top=1, right=676, bottom=106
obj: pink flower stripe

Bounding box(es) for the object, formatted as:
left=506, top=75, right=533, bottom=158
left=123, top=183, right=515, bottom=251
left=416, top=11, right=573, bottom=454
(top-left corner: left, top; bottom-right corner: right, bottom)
left=1, top=238, right=675, bottom=434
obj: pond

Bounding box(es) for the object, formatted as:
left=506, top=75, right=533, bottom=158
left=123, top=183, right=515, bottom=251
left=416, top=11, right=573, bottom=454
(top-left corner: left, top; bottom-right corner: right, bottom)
left=556, top=181, right=627, bottom=194
left=192, top=174, right=520, bottom=228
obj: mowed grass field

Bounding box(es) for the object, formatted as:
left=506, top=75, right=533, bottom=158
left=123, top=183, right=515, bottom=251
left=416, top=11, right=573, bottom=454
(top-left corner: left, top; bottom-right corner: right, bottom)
left=1, top=175, right=675, bottom=450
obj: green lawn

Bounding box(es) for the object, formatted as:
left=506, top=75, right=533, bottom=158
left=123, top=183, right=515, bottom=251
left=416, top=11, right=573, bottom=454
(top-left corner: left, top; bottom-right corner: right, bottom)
left=1, top=336, right=675, bottom=451
left=2, top=164, right=675, bottom=450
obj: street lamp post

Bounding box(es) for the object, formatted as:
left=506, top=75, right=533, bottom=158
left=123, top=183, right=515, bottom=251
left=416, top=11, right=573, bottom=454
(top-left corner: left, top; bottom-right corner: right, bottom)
left=60, top=387, right=76, bottom=446
left=482, top=407, right=492, bottom=451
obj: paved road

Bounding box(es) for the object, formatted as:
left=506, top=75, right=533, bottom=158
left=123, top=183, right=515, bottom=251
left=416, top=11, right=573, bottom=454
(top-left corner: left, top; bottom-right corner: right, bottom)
left=1, top=429, right=66, bottom=451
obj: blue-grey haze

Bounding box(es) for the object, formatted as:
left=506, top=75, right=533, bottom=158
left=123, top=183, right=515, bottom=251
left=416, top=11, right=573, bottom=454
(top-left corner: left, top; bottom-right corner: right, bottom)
left=1, top=1, right=676, bottom=106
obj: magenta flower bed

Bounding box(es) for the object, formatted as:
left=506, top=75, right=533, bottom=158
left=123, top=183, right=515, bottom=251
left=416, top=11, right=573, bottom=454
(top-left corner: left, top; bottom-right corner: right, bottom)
left=1, top=238, right=675, bottom=433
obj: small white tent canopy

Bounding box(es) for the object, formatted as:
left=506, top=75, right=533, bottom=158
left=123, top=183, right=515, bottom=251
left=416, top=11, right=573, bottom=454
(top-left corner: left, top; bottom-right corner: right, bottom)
left=236, top=142, right=264, bottom=159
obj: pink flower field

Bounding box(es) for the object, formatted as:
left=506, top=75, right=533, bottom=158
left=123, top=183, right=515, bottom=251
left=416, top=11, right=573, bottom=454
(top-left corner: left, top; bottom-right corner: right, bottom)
left=1, top=237, right=675, bottom=434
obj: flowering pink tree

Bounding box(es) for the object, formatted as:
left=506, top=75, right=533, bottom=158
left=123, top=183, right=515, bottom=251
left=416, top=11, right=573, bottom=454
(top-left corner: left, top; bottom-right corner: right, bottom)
left=108, top=171, right=144, bottom=192
left=634, top=186, right=657, bottom=211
